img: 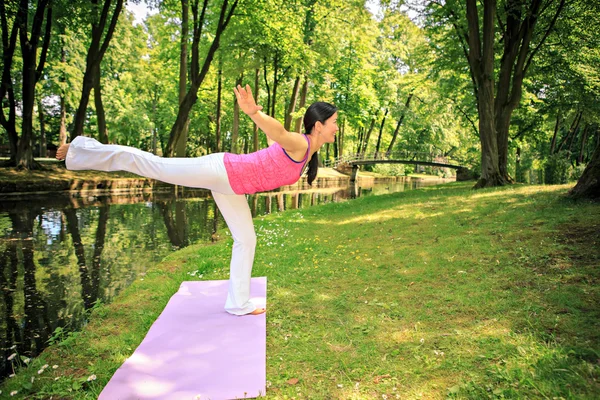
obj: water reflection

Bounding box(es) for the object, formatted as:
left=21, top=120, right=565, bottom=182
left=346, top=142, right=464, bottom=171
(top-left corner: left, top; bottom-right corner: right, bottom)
left=0, top=177, right=449, bottom=380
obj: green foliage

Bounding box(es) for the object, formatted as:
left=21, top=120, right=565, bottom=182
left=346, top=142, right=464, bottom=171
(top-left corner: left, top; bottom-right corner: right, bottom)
left=570, top=164, right=587, bottom=182
left=544, top=152, right=571, bottom=184
left=372, top=163, right=406, bottom=176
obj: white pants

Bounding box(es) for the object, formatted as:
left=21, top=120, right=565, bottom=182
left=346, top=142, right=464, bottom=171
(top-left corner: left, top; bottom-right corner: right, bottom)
left=66, top=136, right=257, bottom=315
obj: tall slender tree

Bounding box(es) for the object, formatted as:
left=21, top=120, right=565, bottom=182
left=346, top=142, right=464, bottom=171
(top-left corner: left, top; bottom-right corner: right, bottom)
left=164, top=0, right=238, bottom=156
left=72, top=0, right=124, bottom=140
left=1, top=0, right=53, bottom=169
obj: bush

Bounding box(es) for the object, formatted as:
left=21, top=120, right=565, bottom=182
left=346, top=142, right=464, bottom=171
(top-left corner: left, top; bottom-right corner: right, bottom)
left=569, top=164, right=587, bottom=182
left=544, top=152, right=571, bottom=184
left=372, top=163, right=406, bottom=176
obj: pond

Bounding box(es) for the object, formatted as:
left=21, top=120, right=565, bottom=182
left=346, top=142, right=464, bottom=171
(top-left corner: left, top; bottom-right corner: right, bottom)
left=0, top=176, right=451, bottom=380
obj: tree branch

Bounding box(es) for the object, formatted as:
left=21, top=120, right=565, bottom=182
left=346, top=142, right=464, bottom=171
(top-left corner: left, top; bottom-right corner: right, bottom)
left=465, top=0, right=482, bottom=78
left=523, top=0, right=566, bottom=75
left=0, top=0, right=20, bottom=102
left=192, top=0, right=208, bottom=80
left=451, top=98, right=479, bottom=138
left=97, top=0, right=123, bottom=62
left=36, top=5, right=52, bottom=83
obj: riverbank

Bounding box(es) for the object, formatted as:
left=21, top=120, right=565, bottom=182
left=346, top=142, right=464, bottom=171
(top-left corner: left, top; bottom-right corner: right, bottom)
left=0, top=161, right=448, bottom=196
left=3, top=182, right=597, bottom=399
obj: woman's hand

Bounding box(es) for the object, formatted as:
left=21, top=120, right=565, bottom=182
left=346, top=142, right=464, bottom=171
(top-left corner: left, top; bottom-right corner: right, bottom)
left=234, top=84, right=263, bottom=116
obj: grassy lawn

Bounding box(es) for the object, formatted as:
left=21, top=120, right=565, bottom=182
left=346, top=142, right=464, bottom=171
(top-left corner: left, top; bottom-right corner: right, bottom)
left=2, top=182, right=598, bottom=399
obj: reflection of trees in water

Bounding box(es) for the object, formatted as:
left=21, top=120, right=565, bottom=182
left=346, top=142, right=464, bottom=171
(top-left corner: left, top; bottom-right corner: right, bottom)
left=0, top=209, right=52, bottom=379
left=64, top=205, right=109, bottom=310
left=0, top=237, right=21, bottom=379
left=156, top=200, right=189, bottom=249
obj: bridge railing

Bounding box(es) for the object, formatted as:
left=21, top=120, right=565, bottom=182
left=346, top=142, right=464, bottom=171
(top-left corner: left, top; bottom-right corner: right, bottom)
left=322, top=151, right=462, bottom=168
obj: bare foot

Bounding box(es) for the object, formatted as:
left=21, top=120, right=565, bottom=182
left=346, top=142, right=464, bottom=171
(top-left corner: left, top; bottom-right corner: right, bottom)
left=248, top=307, right=266, bottom=315
left=56, top=144, right=70, bottom=160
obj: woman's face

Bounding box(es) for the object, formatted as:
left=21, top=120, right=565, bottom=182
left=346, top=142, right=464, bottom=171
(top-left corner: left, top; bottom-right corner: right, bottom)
left=320, top=112, right=339, bottom=143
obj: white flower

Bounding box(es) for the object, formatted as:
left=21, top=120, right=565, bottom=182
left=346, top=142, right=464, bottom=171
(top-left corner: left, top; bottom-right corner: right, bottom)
left=31, top=376, right=35, bottom=383
left=9, top=374, right=15, bottom=378
left=23, top=358, right=30, bottom=364
left=54, top=377, right=60, bottom=381
left=52, top=365, right=58, bottom=369
left=10, top=391, right=17, bottom=396
left=42, top=364, right=49, bottom=370
left=7, top=353, right=16, bottom=361
left=38, top=369, right=44, bottom=374
left=87, top=374, right=97, bottom=381
left=420, top=338, right=425, bottom=344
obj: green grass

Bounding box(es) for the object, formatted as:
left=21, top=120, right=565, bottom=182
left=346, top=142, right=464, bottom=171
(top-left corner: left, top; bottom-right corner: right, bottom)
left=2, top=182, right=599, bottom=399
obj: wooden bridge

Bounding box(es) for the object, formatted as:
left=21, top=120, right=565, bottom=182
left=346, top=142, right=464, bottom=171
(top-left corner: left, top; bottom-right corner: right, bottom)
left=322, top=151, right=469, bottom=183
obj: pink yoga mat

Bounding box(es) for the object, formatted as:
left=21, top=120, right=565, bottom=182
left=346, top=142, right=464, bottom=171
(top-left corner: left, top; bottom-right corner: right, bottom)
left=99, top=277, right=267, bottom=400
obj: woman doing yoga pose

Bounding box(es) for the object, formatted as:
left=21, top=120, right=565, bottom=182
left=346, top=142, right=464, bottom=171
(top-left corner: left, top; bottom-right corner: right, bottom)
left=56, top=85, right=338, bottom=316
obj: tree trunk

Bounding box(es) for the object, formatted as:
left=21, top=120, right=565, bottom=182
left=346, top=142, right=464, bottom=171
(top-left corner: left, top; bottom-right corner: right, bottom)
left=375, top=108, right=388, bottom=155
left=231, top=73, right=243, bottom=153
left=294, top=76, right=308, bottom=133
left=93, top=63, right=108, bottom=144
left=549, top=112, right=561, bottom=154
left=215, top=63, right=222, bottom=152
left=465, top=0, right=506, bottom=188
left=0, top=0, right=20, bottom=163
left=284, top=76, right=301, bottom=130
left=569, top=142, right=600, bottom=199
left=38, top=99, right=47, bottom=157
left=263, top=57, right=271, bottom=117
left=577, top=124, right=590, bottom=166
left=557, top=111, right=582, bottom=154
left=166, top=0, right=237, bottom=156
left=271, top=51, right=279, bottom=117
left=568, top=124, right=581, bottom=154
left=15, top=0, right=53, bottom=169
left=175, top=0, right=190, bottom=157
left=72, top=0, right=123, bottom=140
left=17, top=34, right=39, bottom=169
left=356, top=127, right=364, bottom=154
left=338, top=118, right=345, bottom=157
left=58, top=32, right=68, bottom=146
left=361, top=116, right=377, bottom=154
left=152, top=85, right=158, bottom=154
left=253, top=68, right=260, bottom=151
left=387, top=91, right=413, bottom=154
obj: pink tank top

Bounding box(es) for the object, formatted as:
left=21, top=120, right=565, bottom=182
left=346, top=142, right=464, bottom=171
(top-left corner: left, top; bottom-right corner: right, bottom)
left=223, top=135, right=311, bottom=194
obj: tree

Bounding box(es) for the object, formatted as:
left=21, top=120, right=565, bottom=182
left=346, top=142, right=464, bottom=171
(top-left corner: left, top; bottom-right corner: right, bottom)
left=72, top=0, right=124, bottom=141
left=425, top=0, right=567, bottom=187
left=164, top=0, right=238, bottom=157
left=1, top=0, right=53, bottom=169
left=569, top=143, right=600, bottom=199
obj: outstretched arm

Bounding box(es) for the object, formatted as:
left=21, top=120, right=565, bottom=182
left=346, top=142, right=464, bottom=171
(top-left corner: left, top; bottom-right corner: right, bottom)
left=234, top=85, right=306, bottom=152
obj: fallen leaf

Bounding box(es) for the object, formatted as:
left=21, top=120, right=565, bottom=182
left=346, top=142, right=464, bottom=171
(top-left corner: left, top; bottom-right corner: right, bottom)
left=287, top=378, right=299, bottom=385
left=373, top=374, right=391, bottom=384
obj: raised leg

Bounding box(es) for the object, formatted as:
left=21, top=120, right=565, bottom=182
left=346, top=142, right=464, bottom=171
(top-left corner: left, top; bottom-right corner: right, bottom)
left=63, top=136, right=233, bottom=193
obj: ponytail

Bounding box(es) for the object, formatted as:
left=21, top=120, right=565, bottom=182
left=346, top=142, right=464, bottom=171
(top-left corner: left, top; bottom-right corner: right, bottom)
left=306, top=152, right=319, bottom=186
left=303, top=101, right=338, bottom=186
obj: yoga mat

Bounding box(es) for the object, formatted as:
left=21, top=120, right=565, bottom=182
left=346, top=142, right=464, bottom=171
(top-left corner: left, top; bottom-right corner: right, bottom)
left=98, top=277, right=267, bottom=400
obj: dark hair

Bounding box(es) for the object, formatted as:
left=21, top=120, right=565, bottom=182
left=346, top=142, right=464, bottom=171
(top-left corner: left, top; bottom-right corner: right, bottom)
left=303, top=101, right=338, bottom=185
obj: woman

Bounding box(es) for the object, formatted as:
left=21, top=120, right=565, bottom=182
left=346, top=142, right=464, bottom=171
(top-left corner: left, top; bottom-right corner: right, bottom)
left=57, top=85, right=338, bottom=316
